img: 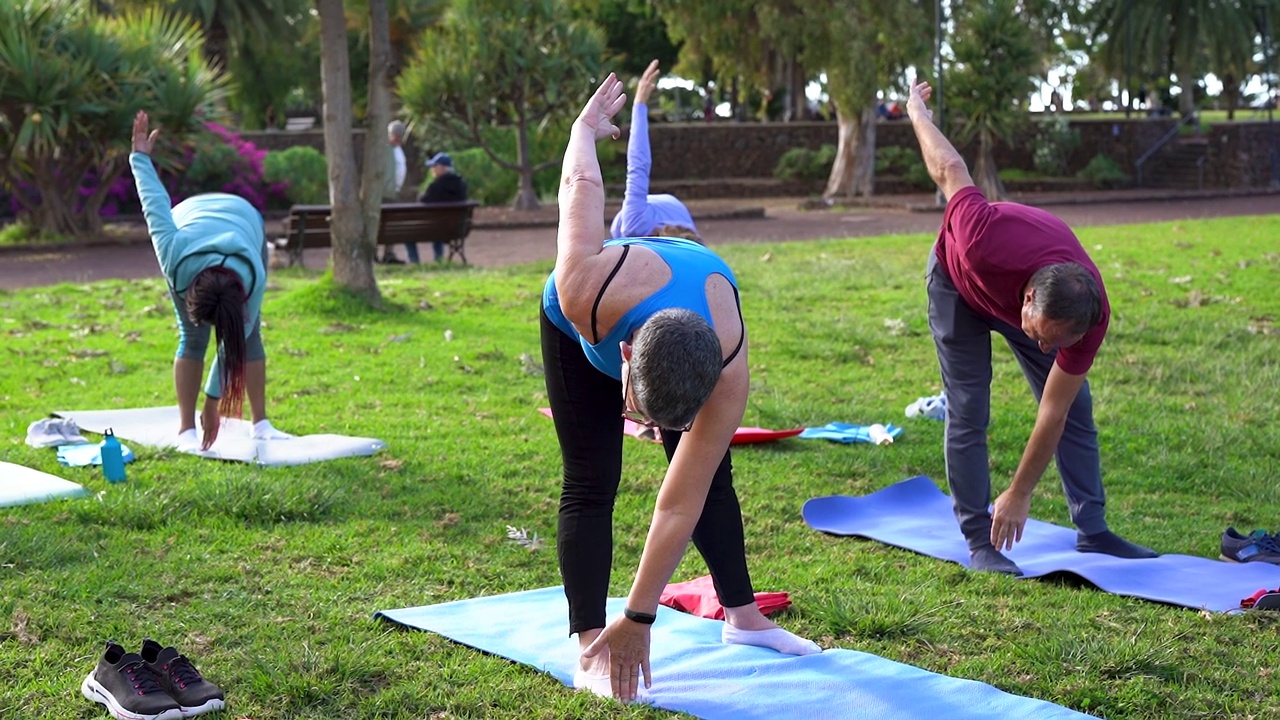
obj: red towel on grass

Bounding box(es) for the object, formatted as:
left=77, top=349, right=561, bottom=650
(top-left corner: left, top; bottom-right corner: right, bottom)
left=660, top=574, right=792, bottom=620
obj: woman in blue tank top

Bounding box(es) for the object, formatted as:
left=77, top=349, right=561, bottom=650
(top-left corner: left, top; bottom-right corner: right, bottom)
left=540, top=74, right=820, bottom=703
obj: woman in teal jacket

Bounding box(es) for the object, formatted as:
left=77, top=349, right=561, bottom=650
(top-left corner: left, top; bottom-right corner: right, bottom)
left=130, top=111, right=291, bottom=451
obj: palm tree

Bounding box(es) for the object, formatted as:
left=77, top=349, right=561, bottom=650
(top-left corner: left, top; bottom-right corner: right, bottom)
left=109, top=0, right=302, bottom=72
left=947, top=0, right=1039, bottom=200
left=1090, top=0, right=1268, bottom=117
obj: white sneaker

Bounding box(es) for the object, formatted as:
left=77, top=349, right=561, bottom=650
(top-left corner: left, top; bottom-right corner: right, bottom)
left=252, top=419, right=294, bottom=441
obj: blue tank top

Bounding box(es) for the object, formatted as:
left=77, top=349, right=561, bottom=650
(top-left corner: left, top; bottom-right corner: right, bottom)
left=542, top=237, right=739, bottom=379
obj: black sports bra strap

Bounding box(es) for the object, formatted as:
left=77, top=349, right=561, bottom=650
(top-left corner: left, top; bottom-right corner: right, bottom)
left=590, top=244, right=631, bottom=344
left=722, top=283, right=745, bottom=367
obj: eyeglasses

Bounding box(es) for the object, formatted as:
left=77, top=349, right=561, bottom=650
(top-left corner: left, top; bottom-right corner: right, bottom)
left=621, top=361, right=693, bottom=432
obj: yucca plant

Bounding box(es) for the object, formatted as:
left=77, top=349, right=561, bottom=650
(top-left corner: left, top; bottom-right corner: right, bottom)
left=0, top=0, right=224, bottom=238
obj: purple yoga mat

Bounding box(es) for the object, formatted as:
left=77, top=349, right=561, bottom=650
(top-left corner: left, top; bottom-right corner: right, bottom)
left=803, top=476, right=1280, bottom=612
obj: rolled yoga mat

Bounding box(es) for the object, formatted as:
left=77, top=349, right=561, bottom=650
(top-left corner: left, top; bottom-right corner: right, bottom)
left=802, top=475, right=1280, bottom=612
left=376, top=586, right=1091, bottom=720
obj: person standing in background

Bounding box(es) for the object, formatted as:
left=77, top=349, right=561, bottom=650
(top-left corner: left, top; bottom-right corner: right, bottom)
left=379, top=120, right=413, bottom=264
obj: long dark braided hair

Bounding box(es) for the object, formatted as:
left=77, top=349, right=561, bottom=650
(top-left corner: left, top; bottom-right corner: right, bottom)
left=185, top=267, right=247, bottom=419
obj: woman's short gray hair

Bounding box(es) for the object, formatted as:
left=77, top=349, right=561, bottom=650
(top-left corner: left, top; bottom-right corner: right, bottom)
left=630, top=308, right=722, bottom=429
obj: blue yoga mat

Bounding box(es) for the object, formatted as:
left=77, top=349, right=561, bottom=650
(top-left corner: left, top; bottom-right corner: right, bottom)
left=376, top=587, right=1090, bottom=719
left=803, top=476, right=1280, bottom=612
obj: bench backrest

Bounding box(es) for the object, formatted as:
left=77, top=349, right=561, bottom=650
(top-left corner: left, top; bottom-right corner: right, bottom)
left=283, top=201, right=479, bottom=250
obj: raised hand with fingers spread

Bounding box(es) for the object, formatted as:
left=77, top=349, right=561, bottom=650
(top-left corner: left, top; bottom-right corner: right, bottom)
left=576, top=72, right=627, bottom=142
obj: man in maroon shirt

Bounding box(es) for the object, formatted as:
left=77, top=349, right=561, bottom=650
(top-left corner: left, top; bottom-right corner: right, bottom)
left=906, top=80, right=1157, bottom=575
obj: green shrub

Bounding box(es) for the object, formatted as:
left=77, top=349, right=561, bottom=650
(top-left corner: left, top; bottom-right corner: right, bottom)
left=876, top=145, right=933, bottom=190
left=264, top=146, right=329, bottom=205
left=451, top=148, right=516, bottom=206
left=0, top=221, right=70, bottom=246
left=439, top=126, right=568, bottom=207
left=1077, top=154, right=1130, bottom=189
left=998, top=168, right=1042, bottom=181
left=773, top=144, right=835, bottom=181
left=1032, top=116, right=1082, bottom=177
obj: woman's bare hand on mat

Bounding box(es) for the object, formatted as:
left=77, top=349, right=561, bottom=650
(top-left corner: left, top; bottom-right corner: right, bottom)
left=990, top=487, right=1031, bottom=551
left=200, top=396, right=221, bottom=451
left=132, top=111, right=159, bottom=155
left=583, top=615, right=652, bottom=701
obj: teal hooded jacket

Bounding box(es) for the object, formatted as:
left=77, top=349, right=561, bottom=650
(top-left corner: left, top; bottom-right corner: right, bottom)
left=130, top=152, right=267, bottom=397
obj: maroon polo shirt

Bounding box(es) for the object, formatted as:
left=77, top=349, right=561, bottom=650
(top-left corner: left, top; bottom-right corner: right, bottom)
left=934, top=186, right=1109, bottom=375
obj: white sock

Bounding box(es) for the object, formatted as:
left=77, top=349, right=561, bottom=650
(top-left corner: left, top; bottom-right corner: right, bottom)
left=252, top=419, right=294, bottom=440
left=721, top=625, right=821, bottom=656
left=573, top=668, right=647, bottom=703
left=176, top=428, right=200, bottom=451
left=572, top=668, right=613, bottom=698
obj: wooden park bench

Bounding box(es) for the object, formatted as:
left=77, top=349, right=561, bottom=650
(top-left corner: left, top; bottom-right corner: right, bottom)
left=276, top=200, right=479, bottom=267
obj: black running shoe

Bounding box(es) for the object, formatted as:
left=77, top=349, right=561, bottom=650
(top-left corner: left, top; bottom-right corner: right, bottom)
left=81, top=641, right=182, bottom=720
left=140, top=639, right=226, bottom=717
left=1221, top=527, right=1280, bottom=564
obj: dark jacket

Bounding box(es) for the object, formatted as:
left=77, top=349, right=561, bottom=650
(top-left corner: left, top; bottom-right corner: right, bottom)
left=418, top=172, right=468, bottom=204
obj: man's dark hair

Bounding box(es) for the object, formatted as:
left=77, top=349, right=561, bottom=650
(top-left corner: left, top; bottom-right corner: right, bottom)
left=1027, top=262, right=1102, bottom=335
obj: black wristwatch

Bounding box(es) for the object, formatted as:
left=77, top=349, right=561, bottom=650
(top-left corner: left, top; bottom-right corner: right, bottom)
left=623, top=607, right=657, bottom=625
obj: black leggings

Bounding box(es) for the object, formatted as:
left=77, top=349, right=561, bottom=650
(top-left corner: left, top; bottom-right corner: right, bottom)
left=540, top=308, right=755, bottom=634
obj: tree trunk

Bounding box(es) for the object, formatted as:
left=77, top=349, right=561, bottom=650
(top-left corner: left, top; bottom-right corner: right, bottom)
left=512, top=115, right=540, bottom=210
left=823, top=104, right=877, bottom=199
left=317, top=0, right=377, bottom=300
left=1178, top=66, right=1196, bottom=118
left=785, top=55, right=808, bottom=122
left=360, top=0, right=393, bottom=265
left=973, top=130, right=1006, bottom=200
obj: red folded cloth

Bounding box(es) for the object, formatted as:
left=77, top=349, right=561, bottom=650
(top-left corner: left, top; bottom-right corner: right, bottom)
left=660, top=574, right=792, bottom=620
left=1241, top=587, right=1280, bottom=609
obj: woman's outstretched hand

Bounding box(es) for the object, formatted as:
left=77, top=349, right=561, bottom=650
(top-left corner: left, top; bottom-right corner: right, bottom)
left=635, top=59, right=660, bottom=106
left=132, top=110, right=159, bottom=155
left=576, top=73, right=627, bottom=142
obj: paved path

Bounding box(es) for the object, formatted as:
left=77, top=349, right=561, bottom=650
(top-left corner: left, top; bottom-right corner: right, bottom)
left=1, top=194, right=1277, bottom=290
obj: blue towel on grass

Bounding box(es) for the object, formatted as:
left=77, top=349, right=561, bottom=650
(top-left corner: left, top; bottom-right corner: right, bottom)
left=799, top=422, right=903, bottom=444
left=56, top=442, right=136, bottom=468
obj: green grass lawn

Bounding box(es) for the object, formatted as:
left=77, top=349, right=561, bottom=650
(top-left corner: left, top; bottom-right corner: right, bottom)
left=2, top=215, right=1279, bottom=719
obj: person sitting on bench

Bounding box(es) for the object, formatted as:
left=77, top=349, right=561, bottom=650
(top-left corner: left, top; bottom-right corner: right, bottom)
left=418, top=152, right=469, bottom=262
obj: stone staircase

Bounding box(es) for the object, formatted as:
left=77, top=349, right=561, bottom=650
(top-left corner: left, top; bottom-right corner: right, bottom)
left=1139, top=136, right=1209, bottom=190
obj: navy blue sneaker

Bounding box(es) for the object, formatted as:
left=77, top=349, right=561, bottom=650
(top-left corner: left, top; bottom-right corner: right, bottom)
left=1220, top=527, right=1280, bottom=564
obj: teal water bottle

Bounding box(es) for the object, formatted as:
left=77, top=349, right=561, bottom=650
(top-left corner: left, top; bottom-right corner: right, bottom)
left=101, top=428, right=127, bottom=483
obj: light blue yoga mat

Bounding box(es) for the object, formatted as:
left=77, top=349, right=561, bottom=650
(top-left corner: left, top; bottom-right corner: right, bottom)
left=1, top=461, right=89, bottom=508
left=376, top=586, right=1090, bottom=719
left=803, top=476, right=1280, bottom=612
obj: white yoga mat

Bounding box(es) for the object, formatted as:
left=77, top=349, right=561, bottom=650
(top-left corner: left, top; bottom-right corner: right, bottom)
left=0, top=461, right=90, bottom=508
left=53, top=407, right=386, bottom=467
